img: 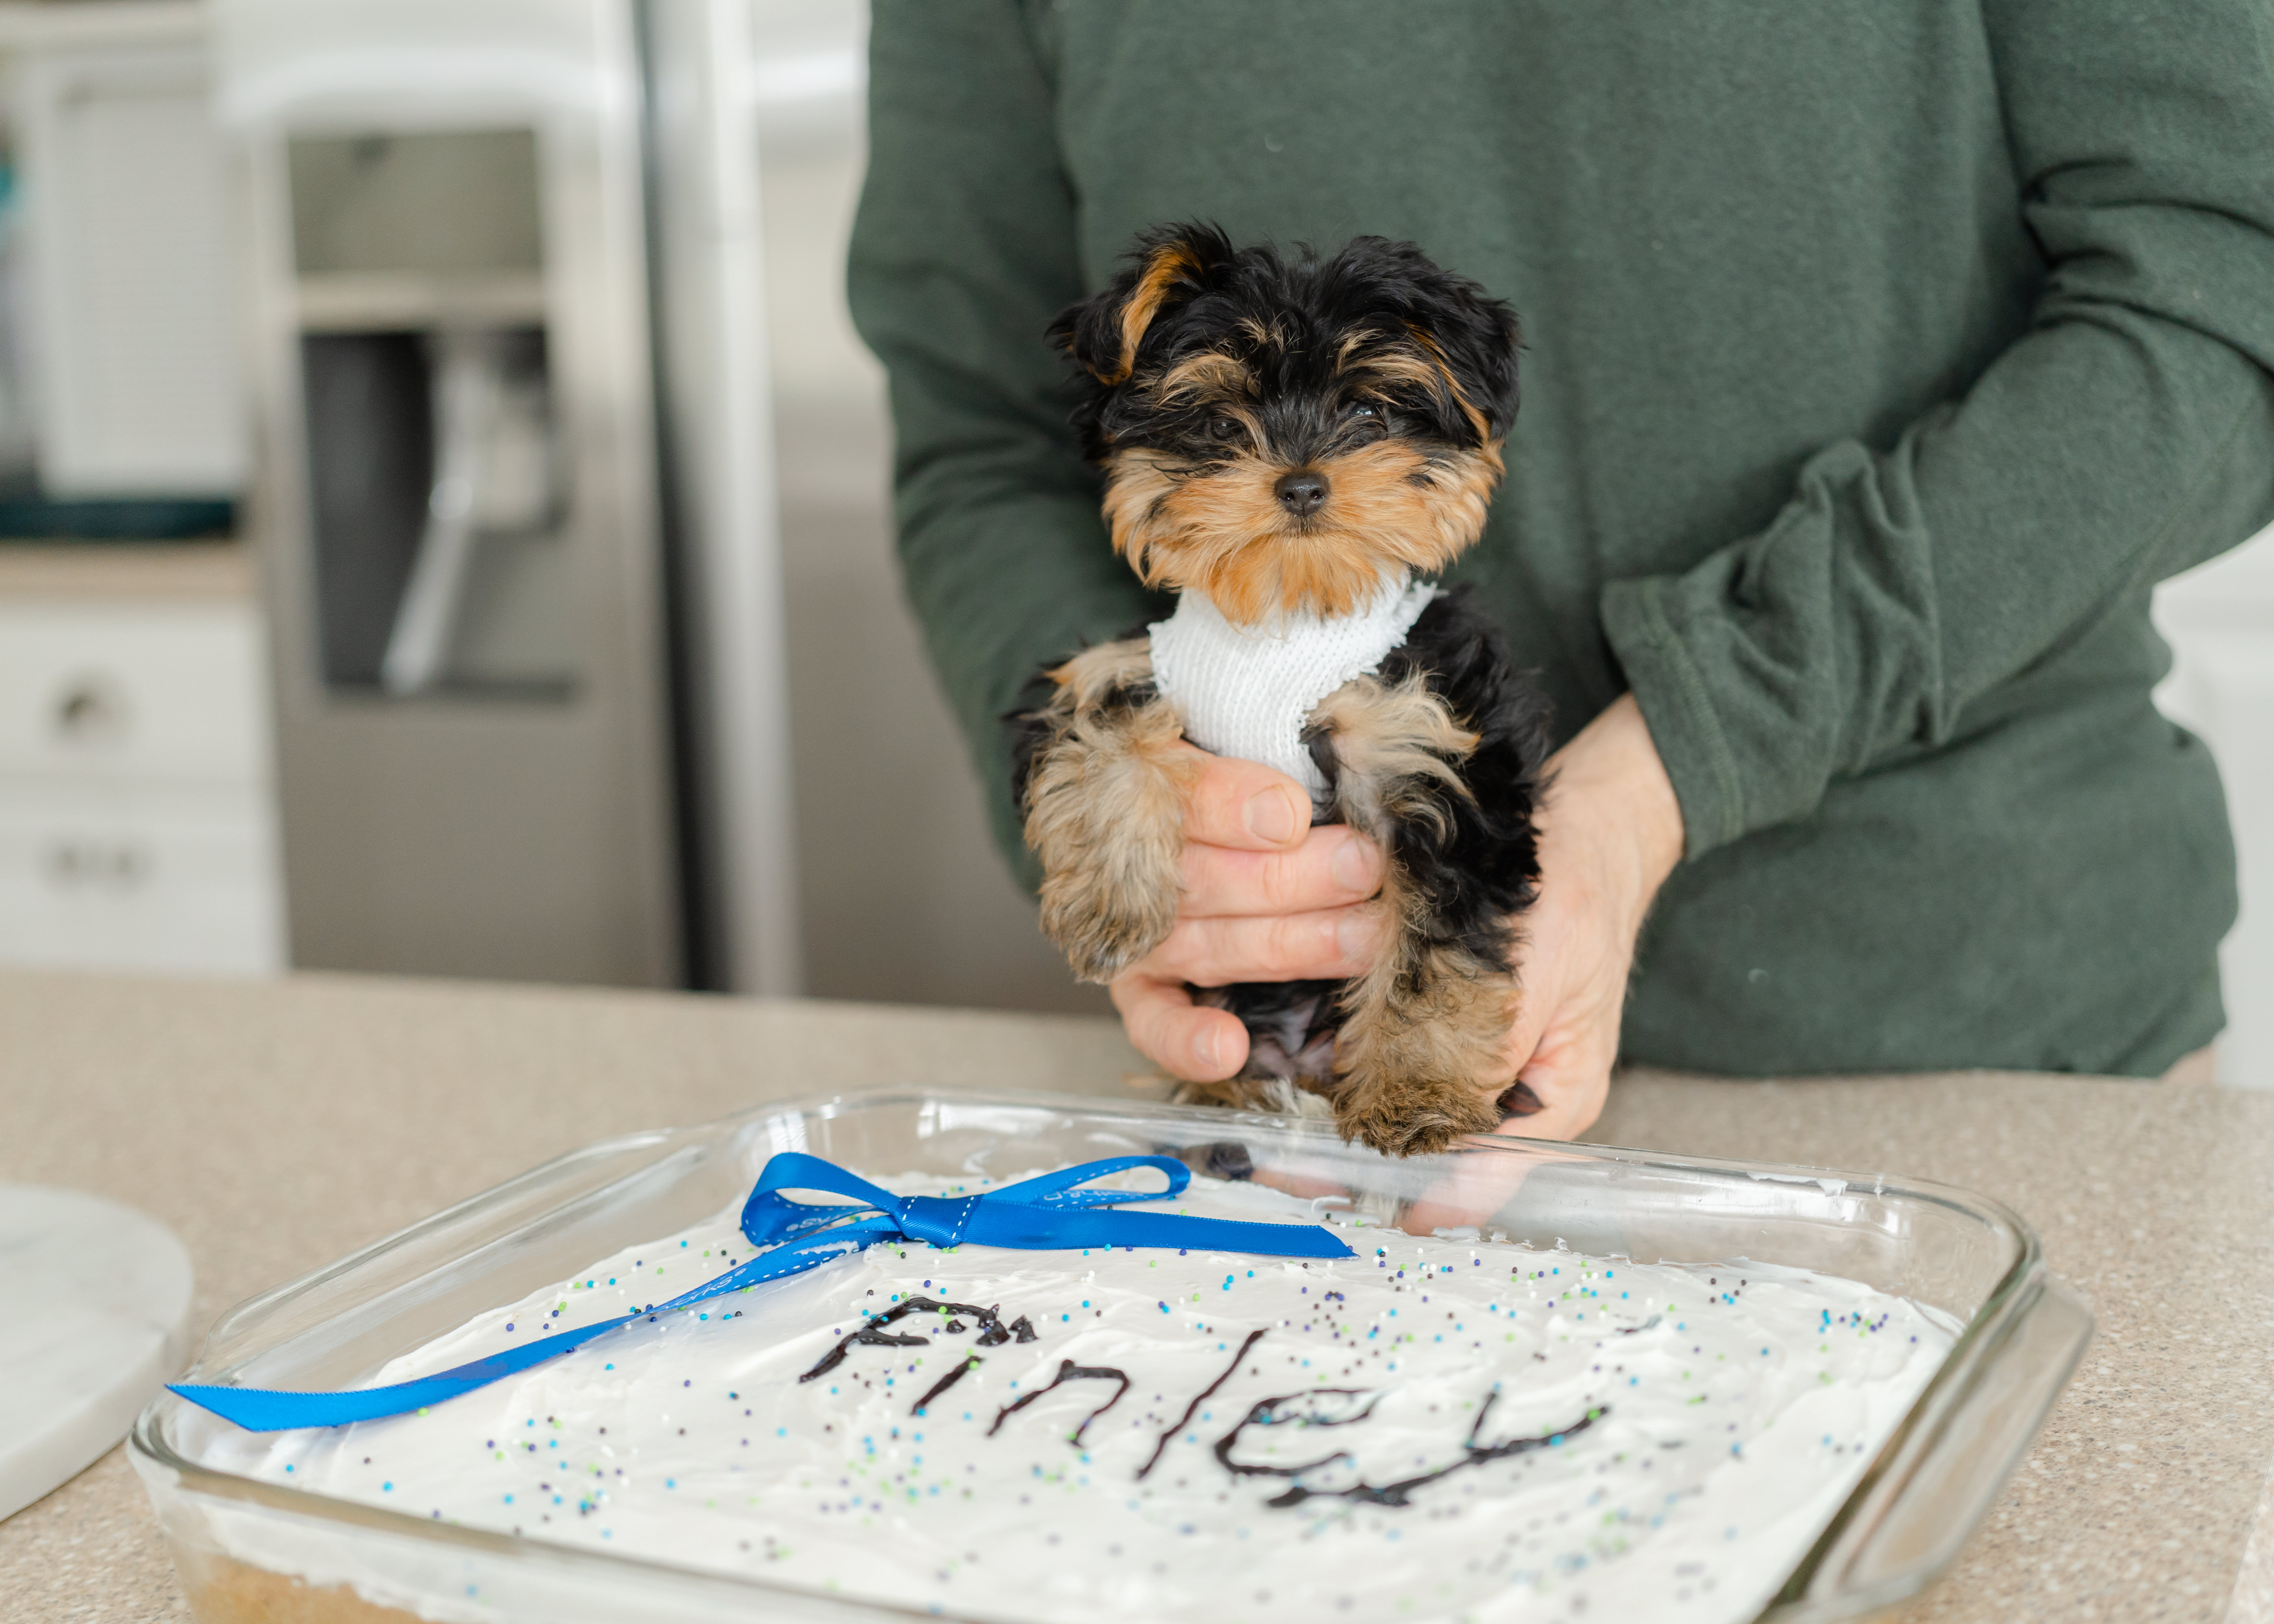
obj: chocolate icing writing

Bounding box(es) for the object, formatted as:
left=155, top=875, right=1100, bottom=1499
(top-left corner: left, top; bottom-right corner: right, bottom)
left=988, top=1360, right=1132, bottom=1447
left=1216, top=1389, right=1604, bottom=1510
left=910, top=1354, right=983, bottom=1416
left=1210, top=1387, right=1381, bottom=1486
left=1136, top=1328, right=1267, bottom=1481
left=798, top=1296, right=1015, bottom=1383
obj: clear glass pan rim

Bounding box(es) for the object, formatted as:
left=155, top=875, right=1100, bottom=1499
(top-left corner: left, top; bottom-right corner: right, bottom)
left=130, top=1084, right=2065, bottom=1624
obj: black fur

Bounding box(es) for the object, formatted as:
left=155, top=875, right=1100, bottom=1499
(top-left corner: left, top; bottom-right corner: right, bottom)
left=1007, top=637, right=1155, bottom=817
left=1203, top=588, right=1550, bottom=1082
left=1366, top=589, right=1551, bottom=971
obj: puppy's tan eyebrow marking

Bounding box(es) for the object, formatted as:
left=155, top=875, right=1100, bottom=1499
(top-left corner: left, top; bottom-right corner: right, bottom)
left=1153, top=351, right=1253, bottom=404
left=1334, top=327, right=1382, bottom=368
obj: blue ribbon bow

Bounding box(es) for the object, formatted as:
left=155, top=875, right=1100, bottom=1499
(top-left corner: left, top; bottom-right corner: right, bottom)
left=170, top=1152, right=1351, bottom=1432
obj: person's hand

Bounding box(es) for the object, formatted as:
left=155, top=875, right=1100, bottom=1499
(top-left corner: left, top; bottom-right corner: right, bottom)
left=1488, top=693, right=1684, bottom=1141
left=1109, top=695, right=1683, bottom=1151
left=1109, top=745, right=1385, bottom=1080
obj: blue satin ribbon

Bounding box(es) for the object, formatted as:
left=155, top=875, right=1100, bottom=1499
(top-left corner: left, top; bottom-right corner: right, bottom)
left=170, top=1151, right=1351, bottom=1432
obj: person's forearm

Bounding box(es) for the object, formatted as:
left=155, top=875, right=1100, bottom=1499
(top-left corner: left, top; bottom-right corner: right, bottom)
left=1603, top=0, right=2274, bottom=858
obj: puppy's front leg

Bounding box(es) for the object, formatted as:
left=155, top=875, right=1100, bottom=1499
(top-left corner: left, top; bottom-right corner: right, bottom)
left=1311, top=673, right=1516, bottom=1156
left=1017, top=639, right=1196, bottom=983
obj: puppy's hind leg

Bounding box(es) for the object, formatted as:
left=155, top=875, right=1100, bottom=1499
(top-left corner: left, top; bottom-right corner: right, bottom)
left=1017, top=639, right=1196, bottom=983
left=1311, top=673, right=1515, bottom=1157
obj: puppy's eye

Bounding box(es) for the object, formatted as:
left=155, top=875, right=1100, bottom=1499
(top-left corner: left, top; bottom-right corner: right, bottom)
left=1348, top=402, right=1379, bottom=419
left=1208, top=416, right=1243, bottom=443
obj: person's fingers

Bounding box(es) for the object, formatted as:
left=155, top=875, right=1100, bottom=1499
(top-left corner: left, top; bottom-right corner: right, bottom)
left=1111, top=971, right=1249, bottom=1081
left=1181, top=753, right=1314, bottom=852
left=1504, top=1004, right=1616, bottom=1142
left=1505, top=1065, right=1611, bottom=1142
left=1179, top=825, right=1383, bottom=919
left=1139, top=906, right=1383, bottom=988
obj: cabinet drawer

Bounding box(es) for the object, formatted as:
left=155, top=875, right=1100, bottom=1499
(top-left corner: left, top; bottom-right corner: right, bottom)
left=0, top=780, right=283, bottom=975
left=0, top=600, right=270, bottom=783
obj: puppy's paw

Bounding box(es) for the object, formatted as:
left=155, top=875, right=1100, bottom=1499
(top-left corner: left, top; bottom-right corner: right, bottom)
left=1020, top=645, right=1194, bottom=984
left=1331, top=929, right=1517, bottom=1156
left=1332, top=1070, right=1504, bottom=1158
left=1038, top=859, right=1182, bottom=982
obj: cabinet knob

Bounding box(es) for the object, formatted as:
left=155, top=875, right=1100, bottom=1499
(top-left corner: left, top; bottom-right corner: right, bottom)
left=42, top=839, right=150, bottom=889
left=51, top=674, right=132, bottom=747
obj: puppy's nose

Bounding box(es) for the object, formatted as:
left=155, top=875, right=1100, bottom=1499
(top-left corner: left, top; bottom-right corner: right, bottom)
left=1273, top=469, right=1329, bottom=518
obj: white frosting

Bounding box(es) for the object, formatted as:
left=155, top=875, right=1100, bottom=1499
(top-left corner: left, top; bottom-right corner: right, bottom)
left=1149, top=572, right=1437, bottom=797
left=201, top=1172, right=1955, bottom=1624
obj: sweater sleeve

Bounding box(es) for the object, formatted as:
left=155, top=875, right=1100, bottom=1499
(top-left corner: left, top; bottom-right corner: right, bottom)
left=847, top=0, right=1161, bottom=884
left=1600, top=0, right=2274, bottom=858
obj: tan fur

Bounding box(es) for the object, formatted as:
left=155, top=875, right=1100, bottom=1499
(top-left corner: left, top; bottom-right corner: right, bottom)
left=1404, top=325, right=1495, bottom=442
left=1171, top=1073, right=1337, bottom=1121
left=1313, top=674, right=1515, bottom=1157
left=1153, top=350, right=1255, bottom=406
left=1022, top=639, right=1195, bottom=982
left=1313, top=672, right=1478, bottom=836
left=1100, top=438, right=1504, bottom=624
left=1097, top=242, right=1202, bottom=385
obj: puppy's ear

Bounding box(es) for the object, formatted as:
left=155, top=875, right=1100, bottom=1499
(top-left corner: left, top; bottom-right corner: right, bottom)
left=1406, top=274, right=1521, bottom=443
left=1050, top=222, right=1235, bottom=387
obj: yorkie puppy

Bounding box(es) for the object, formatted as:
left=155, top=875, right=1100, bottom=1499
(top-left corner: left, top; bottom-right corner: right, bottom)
left=1014, top=223, right=1550, bottom=1157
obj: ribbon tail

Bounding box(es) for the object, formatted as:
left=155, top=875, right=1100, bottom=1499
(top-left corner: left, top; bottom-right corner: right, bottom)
left=167, top=1314, right=638, bottom=1432
left=655, top=1227, right=881, bottom=1313
left=962, top=1206, right=1355, bottom=1259
left=170, top=1221, right=891, bottom=1432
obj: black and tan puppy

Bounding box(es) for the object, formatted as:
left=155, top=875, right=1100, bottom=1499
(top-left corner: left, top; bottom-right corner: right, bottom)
left=1014, top=223, right=1551, bottom=1157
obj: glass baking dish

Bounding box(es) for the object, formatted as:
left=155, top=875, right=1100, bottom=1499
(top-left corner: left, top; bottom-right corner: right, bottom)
left=130, top=1087, right=2090, bottom=1624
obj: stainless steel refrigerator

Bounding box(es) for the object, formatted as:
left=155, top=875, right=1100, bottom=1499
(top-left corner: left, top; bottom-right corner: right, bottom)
left=213, top=0, right=799, bottom=993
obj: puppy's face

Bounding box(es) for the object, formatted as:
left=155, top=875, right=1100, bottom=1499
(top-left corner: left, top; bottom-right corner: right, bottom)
left=1052, top=225, right=1520, bottom=624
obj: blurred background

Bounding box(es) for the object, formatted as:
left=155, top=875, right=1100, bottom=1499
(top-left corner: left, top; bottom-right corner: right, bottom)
left=0, top=0, right=2262, bottom=1078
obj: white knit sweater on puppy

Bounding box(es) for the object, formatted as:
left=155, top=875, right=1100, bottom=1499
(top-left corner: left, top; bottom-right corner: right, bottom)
left=1148, top=570, right=1436, bottom=802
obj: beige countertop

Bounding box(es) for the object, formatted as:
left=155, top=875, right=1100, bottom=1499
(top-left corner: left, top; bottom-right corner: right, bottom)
left=0, top=541, right=253, bottom=603
left=1, top=967, right=2269, bottom=1623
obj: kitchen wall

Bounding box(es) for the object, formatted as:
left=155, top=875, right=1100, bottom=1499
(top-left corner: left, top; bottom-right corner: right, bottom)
left=753, top=0, right=1105, bottom=1016
left=2154, top=528, right=2274, bottom=1087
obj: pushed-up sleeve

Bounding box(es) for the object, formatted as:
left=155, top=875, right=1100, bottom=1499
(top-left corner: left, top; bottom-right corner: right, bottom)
left=848, top=0, right=1160, bottom=879
left=1602, top=0, right=2274, bottom=857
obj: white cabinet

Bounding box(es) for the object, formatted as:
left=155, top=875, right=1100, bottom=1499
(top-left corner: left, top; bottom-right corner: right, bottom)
left=0, top=589, right=283, bottom=976
left=2155, top=522, right=2274, bottom=1089
left=4, top=7, right=247, bottom=495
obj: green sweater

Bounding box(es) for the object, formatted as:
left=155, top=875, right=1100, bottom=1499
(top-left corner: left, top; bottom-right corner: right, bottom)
left=847, top=0, right=2274, bottom=1079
